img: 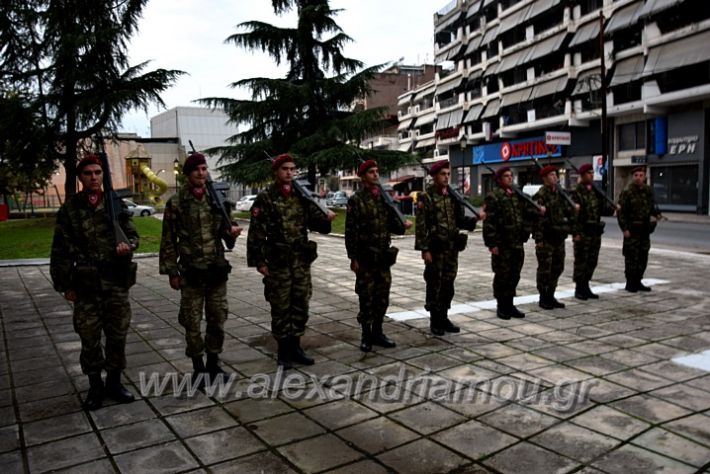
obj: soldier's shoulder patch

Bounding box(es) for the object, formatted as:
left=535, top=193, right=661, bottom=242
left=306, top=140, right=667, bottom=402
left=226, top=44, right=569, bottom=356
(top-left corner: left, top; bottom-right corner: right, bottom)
left=251, top=207, right=261, bottom=217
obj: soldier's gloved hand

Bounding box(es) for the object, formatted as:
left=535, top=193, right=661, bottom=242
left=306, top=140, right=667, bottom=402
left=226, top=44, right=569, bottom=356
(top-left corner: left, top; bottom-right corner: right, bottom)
left=230, top=225, right=242, bottom=238
left=422, top=251, right=433, bottom=264
left=350, top=259, right=359, bottom=273
left=169, top=275, right=181, bottom=290
left=257, top=265, right=270, bottom=277
left=64, top=290, right=77, bottom=302
left=488, top=247, right=499, bottom=256
left=116, top=242, right=133, bottom=256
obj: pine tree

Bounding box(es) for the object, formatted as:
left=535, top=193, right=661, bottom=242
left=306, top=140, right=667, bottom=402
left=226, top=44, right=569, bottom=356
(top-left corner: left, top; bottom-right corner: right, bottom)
left=200, top=0, right=413, bottom=186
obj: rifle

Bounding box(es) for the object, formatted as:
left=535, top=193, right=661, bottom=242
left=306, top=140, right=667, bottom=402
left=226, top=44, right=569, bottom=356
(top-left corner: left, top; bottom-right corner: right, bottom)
left=420, top=164, right=480, bottom=230
left=531, top=156, right=578, bottom=211
left=562, top=156, right=617, bottom=209
left=95, top=137, right=131, bottom=247
left=355, top=156, right=408, bottom=227
left=480, top=159, right=543, bottom=212
left=189, top=141, right=236, bottom=249
left=262, top=151, right=330, bottom=218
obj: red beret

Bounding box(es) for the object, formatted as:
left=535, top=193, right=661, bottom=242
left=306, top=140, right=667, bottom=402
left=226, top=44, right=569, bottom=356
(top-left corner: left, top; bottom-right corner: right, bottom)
left=495, top=166, right=511, bottom=181
left=539, top=165, right=557, bottom=178
left=358, top=159, right=378, bottom=176
left=272, top=153, right=294, bottom=171
left=579, top=163, right=593, bottom=174
left=183, top=152, right=207, bottom=175
left=429, top=160, right=450, bottom=176
left=77, top=155, right=102, bottom=173
left=632, top=166, right=646, bottom=174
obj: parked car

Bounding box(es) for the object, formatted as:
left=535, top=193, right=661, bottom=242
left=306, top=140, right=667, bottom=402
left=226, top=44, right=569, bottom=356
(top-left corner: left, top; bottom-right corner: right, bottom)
left=328, top=191, right=348, bottom=208
left=236, top=194, right=257, bottom=211
left=122, top=199, right=155, bottom=217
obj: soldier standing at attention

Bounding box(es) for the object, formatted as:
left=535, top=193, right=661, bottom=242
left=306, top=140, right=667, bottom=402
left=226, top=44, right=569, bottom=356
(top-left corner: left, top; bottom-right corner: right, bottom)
left=345, top=160, right=412, bottom=352
left=159, top=153, right=242, bottom=381
left=617, top=166, right=662, bottom=292
left=415, top=160, right=464, bottom=335
left=571, top=163, right=616, bottom=300
left=50, top=155, right=139, bottom=410
left=483, top=167, right=541, bottom=320
left=533, top=165, right=577, bottom=310
left=247, top=154, right=335, bottom=369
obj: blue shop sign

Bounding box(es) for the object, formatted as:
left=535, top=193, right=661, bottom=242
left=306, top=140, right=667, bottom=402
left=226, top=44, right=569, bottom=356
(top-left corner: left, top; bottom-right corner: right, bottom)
left=473, top=136, right=561, bottom=164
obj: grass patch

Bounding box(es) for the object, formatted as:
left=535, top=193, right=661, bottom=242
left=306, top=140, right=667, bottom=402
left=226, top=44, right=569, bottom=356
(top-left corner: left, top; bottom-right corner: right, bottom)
left=0, top=216, right=164, bottom=260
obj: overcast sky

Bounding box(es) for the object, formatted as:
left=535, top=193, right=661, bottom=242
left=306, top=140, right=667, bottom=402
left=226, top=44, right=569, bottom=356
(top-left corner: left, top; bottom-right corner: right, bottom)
left=121, top=0, right=438, bottom=136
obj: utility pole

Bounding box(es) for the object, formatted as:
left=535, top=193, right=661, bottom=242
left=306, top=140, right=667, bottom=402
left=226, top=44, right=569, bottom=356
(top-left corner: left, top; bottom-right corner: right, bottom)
left=599, top=10, right=609, bottom=193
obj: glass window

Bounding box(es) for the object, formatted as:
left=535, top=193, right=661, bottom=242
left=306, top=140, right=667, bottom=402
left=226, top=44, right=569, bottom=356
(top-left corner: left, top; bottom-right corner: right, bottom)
left=652, top=165, right=697, bottom=206
left=618, top=121, right=646, bottom=151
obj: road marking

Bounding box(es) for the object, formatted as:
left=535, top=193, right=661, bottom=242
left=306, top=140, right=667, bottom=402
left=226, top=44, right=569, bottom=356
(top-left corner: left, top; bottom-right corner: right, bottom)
left=673, top=351, right=710, bottom=372
left=387, top=278, right=669, bottom=321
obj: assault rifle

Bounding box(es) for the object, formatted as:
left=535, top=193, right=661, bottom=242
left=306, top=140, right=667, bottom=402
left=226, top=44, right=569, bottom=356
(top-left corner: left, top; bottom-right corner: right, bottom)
left=262, top=151, right=330, bottom=218
left=421, top=163, right=480, bottom=231
left=189, top=141, right=236, bottom=249
left=480, top=159, right=543, bottom=212
left=562, top=156, right=618, bottom=210
left=95, top=136, right=131, bottom=247
left=356, top=156, right=408, bottom=228
left=531, top=156, right=578, bottom=211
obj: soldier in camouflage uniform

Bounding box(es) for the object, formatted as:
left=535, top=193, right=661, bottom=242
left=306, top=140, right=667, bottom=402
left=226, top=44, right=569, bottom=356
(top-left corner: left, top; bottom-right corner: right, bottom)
left=415, top=160, right=464, bottom=335
left=533, top=165, right=577, bottom=310
left=159, top=153, right=242, bottom=381
left=247, top=154, right=335, bottom=368
left=617, top=166, right=662, bottom=292
left=571, top=163, right=616, bottom=300
left=50, top=155, right=138, bottom=410
left=346, top=160, right=412, bottom=351
left=483, top=166, right=541, bottom=320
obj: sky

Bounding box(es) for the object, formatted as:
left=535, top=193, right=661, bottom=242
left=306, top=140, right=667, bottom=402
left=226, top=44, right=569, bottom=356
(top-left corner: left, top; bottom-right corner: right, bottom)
left=121, top=0, right=439, bottom=136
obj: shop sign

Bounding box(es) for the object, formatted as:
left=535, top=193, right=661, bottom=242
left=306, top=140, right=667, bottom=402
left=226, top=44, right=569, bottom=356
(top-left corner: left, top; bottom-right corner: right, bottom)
left=667, top=135, right=698, bottom=156
left=473, top=136, right=561, bottom=164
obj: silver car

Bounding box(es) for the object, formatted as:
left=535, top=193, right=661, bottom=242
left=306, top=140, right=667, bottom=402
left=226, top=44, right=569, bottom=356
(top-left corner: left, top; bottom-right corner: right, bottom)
left=122, top=199, right=155, bottom=217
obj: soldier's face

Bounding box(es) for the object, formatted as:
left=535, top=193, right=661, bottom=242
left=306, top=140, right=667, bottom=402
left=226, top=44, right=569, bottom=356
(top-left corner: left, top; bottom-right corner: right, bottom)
left=581, top=170, right=594, bottom=184
left=632, top=170, right=646, bottom=186
left=276, top=163, right=296, bottom=184
left=434, top=169, right=450, bottom=187
left=188, top=164, right=208, bottom=188
left=543, top=172, right=558, bottom=187
left=362, top=167, right=379, bottom=187
left=498, top=171, right=513, bottom=188
left=79, top=164, right=103, bottom=193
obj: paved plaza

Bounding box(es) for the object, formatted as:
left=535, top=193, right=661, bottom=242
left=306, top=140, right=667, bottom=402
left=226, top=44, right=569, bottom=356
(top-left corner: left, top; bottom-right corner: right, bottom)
left=1, top=227, right=710, bottom=473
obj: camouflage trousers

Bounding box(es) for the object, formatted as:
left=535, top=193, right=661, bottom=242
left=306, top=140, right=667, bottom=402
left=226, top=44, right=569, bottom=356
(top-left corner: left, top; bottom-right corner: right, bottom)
left=424, top=249, right=458, bottom=312
left=355, top=263, right=392, bottom=325
left=536, top=241, right=565, bottom=293
left=573, top=234, right=601, bottom=283
left=623, top=235, right=651, bottom=282
left=491, top=246, right=524, bottom=300
left=178, top=281, right=227, bottom=358
left=263, top=261, right=312, bottom=339
left=73, top=281, right=132, bottom=374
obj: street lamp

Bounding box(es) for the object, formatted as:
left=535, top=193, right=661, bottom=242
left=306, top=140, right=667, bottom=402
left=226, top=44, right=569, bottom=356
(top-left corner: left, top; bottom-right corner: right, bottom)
left=173, top=158, right=180, bottom=193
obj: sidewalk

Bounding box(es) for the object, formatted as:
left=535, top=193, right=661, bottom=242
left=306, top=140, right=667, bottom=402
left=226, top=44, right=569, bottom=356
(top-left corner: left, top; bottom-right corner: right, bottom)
left=1, top=233, right=709, bottom=473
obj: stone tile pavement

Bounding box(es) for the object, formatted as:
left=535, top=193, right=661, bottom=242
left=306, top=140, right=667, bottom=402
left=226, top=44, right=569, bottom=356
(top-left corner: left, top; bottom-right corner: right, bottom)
left=1, top=229, right=710, bottom=473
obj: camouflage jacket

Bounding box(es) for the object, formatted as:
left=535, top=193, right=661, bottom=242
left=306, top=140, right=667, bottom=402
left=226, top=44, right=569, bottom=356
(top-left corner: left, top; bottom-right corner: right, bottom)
left=50, top=191, right=139, bottom=293
left=572, top=183, right=615, bottom=236
left=617, top=183, right=660, bottom=234
left=533, top=185, right=576, bottom=244
left=483, top=186, right=532, bottom=249
left=159, top=185, right=229, bottom=277
left=345, top=187, right=407, bottom=260
left=415, top=185, right=463, bottom=251
left=246, top=183, right=331, bottom=268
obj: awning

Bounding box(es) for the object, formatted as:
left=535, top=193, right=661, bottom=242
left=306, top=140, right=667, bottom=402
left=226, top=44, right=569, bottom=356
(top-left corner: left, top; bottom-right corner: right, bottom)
left=500, top=86, right=533, bottom=107
left=483, top=62, right=500, bottom=77
left=436, top=109, right=464, bottom=130
left=525, top=31, right=567, bottom=64
left=609, top=54, right=644, bottom=86
left=468, top=69, right=483, bottom=81
left=414, top=85, right=436, bottom=100
left=481, top=98, right=501, bottom=119
left=387, top=175, right=416, bottom=186
left=397, top=118, right=413, bottom=131
left=637, top=0, right=683, bottom=20
left=463, top=104, right=484, bottom=123
left=531, top=76, right=568, bottom=100
left=397, top=95, right=412, bottom=106
left=573, top=68, right=601, bottom=95
left=483, top=0, right=495, bottom=7
left=465, top=34, right=484, bottom=55
left=642, top=29, right=710, bottom=78
left=481, top=26, right=499, bottom=45
left=466, top=0, right=482, bottom=18
left=398, top=142, right=412, bottom=152
left=497, top=47, right=528, bottom=74
left=524, top=0, right=561, bottom=23
left=435, top=12, right=460, bottom=33
left=436, top=76, right=463, bottom=95
left=605, top=0, right=643, bottom=35
left=415, top=138, right=436, bottom=149
left=499, top=4, right=530, bottom=35
left=446, top=44, right=463, bottom=61
left=570, top=20, right=600, bottom=48
left=413, top=113, right=436, bottom=127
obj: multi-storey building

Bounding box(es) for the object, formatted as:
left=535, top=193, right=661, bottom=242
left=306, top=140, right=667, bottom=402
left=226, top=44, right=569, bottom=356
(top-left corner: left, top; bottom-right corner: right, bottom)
left=400, top=0, right=710, bottom=213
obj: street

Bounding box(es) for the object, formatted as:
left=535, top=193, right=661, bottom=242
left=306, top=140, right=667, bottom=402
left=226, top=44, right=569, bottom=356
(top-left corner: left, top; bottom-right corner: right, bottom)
left=602, top=217, right=710, bottom=254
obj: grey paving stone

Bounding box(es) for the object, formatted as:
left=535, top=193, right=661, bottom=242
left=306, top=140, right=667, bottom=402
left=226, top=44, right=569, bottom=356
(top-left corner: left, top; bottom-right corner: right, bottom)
left=224, top=397, right=294, bottom=424
left=649, top=383, right=710, bottom=412
left=336, top=416, right=419, bottom=454
left=377, top=438, right=467, bottom=474
left=478, top=403, right=560, bottom=438
left=570, top=405, right=651, bottom=441
left=165, top=406, right=238, bottom=438
left=113, top=440, right=199, bottom=473
left=209, top=450, right=297, bottom=473
left=388, top=401, right=467, bottom=435
left=303, top=399, right=378, bottom=430
left=90, top=399, right=156, bottom=429
left=0, top=425, right=19, bottom=454
left=610, top=394, right=693, bottom=423
left=663, top=413, right=710, bottom=447
left=592, top=444, right=697, bottom=474
left=250, top=412, right=325, bottom=446
left=322, top=459, right=391, bottom=474
left=147, top=391, right=215, bottom=416
left=23, top=411, right=92, bottom=446
left=101, top=419, right=175, bottom=454
left=185, top=426, right=265, bottom=465
left=432, top=419, right=518, bottom=459
left=529, top=422, right=620, bottom=463
left=0, top=451, right=25, bottom=473
left=278, top=433, right=362, bottom=472
left=26, top=432, right=105, bottom=473
left=605, top=367, right=676, bottom=392
left=483, top=441, right=579, bottom=474
left=18, top=394, right=82, bottom=423
left=52, top=458, right=115, bottom=474
left=631, top=428, right=710, bottom=468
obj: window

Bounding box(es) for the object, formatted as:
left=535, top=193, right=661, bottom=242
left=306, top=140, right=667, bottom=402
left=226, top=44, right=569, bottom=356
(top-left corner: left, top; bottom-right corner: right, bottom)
left=652, top=165, right=698, bottom=208
left=618, top=121, right=646, bottom=151
left=579, top=0, right=603, bottom=16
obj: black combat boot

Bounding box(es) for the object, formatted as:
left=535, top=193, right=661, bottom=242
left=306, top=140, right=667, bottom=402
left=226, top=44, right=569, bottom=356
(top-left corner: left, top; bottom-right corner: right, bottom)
left=372, top=320, right=397, bottom=348
left=575, top=282, right=588, bottom=300
left=105, top=370, right=135, bottom=404
left=440, top=310, right=460, bottom=333
left=509, top=298, right=525, bottom=318
left=625, top=280, right=638, bottom=292
left=585, top=282, right=599, bottom=299
left=290, top=336, right=315, bottom=365
left=538, top=289, right=554, bottom=310
left=206, top=353, right=228, bottom=379
left=83, top=372, right=104, bottom=411
left=430, top=310, right=445, bottom=336
left=276, top=338, right=293, bottom=369
left=551, top=292, right=566, bottom=309
left=637, top=281, right=652, bottom=292
left=360, top=323, right=373, bottom=352
left=496, top=299, right=512, bottom=320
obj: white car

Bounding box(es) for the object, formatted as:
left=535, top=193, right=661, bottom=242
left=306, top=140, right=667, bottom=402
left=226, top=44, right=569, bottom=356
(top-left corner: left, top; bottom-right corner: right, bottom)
left=236, top=195, right=257, bottom=211
left=122, top=199, right=155, bottom=217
